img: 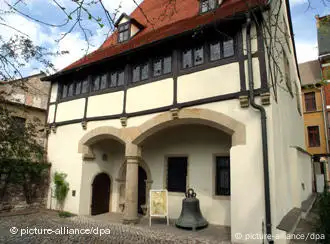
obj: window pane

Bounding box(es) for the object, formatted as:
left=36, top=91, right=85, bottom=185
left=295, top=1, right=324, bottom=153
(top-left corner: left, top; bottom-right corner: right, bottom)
left=308, top=126, right=320, bottom=147
left=92, top=76, right=100, bottom=91
left=167, top=157, right=187, bottom=192
left=182, top=49, right=192, bottom=69
left=75, top=81, right=81, bottom=95
left=194, top=46, right=204, bottom=65
left=68, top=82, right=74, bottom=97
left=208, top=0, right=216, bottom=9
left=62, top=84, right=68, bottom=98
left=119, top=32, right=124, bottom=42
left=110, top=73, right=117, bottom=87
left=118, top=71, right=125, bottom=86
left=123, top=30, right=129, bottom=41
left=210, top=42, right=221, bottom=61
left=201, top=0, right=208, bottom=12
left=133, top=66, right=140, bottom=83
left=100, top=74, right=107, bottom=89
left=153, top=59, right=162, bottom=77
left=163, top=56, right=172, bottom=74
left=81, top=79, right=89, bottom=94
left=223, top=39, right=234, bottom=57
left=141, top=63, right=149, bottom=80
left=215, top=157, right=230, bottom=196
left=305, top=92, right=316, bottom=111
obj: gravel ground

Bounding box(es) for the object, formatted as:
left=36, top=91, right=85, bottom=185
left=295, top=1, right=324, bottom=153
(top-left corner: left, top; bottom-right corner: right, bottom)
left=0, top=211, right=231, bottom=244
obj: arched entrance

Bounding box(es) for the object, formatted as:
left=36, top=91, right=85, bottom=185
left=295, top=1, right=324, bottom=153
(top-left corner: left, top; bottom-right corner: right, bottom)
left=91, top=173, right=111, bottom=215
left=116, top=160, right=152, bottom=215
left=138, top=166, right=147, bottom=214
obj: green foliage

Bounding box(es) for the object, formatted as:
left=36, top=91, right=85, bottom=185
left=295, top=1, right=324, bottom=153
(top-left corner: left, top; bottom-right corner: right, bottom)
left=53, top=172, right=69, bottom=206
left=58, top=211, right=76, bottom=218
left=0, top=103, right=45, bottom=162
left=316, top=191, right=330, bottom=244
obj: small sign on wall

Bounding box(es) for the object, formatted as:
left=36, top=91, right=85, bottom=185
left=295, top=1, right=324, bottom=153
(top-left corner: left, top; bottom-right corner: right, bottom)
left=149, top=189, right=169, bottom=226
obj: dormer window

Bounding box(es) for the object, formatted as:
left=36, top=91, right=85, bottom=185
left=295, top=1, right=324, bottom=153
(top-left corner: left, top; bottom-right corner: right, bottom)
left=200, top=0, right=217, bottom=13
left=115, top=13, right=144, bottom=44
left=118, top=23, right=130, bottom=43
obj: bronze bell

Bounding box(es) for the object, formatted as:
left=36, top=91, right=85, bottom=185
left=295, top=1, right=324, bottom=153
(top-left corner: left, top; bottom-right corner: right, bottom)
left=175, top=188, right=208, bottom=231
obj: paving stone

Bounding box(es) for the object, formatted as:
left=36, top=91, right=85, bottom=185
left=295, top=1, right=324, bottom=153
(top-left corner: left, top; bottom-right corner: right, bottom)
left=0, top=211, right=231, bottom=244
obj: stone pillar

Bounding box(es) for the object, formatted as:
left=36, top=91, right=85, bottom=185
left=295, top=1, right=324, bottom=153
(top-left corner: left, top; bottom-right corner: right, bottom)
left=123, top=155, right=139, bottom=224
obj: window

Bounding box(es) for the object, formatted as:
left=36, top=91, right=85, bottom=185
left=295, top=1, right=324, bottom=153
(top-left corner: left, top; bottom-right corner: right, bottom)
left=81, top=79, right=89, bottom=94
left=118, top=23, right=130, bottom=43
left=75, top=81, right=82, bottom=95
left=194, top=46, right=204, bottom=65
left=223, top=38, right=234, bottom=58
left=304, top=92, right=316, bottom=112
left=294, top=82, right=301, bottom=114
left=308, top=126, right=320, bottom=147
left=182, top=49, right=193, bottom=69
left=153, top=56, right=172, bottom=77
left=110, top=70, right=125, bottom=87
left=62, top=84, right=68, bottom=98
left=92, top=76, right=100, bottom=91
left=132, top=63, right=149, bottom=83
left=68, top=83, right=75, bottom=97
left=100, top=74, right=108, bottom=90
left=215, top=156, right=230, bottom=196
left=210, top=42, right=221, bottom=61
left=283, top=51, right=293, bottom=96
left=182, top=46, right=204, bottom=69
left=200, top=0, right=216, bottom=13
left=12, top=116, right=26, bottom=133
left=167, top=157, right=187, bottom=192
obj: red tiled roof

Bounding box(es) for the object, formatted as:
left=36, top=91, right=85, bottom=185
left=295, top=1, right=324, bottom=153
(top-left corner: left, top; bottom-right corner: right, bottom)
left=64, top=0, right=266, bottom=72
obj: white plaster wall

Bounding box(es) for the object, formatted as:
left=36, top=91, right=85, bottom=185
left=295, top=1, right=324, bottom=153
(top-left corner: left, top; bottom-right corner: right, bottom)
left=79, top=140, right=125, bottom=215
left=244, top=58, right=261, bottom=89
left=141, top=125, right=232, bottom=226
left=50, top=82, right=58, bottom=103
left=56, top=98, right=85, bottom=122
left=47, top=123, right=86, bottom=213
left=119, top=16, right=130, bottom=25
left=298, top=151, right=312, bottom=203
left=177, top=63, right=240, bottom=103
left=47, top=118, right=122, bottom=214
left=47, top=104, right=56, bottom=123
left=131, top=24, right=139, bottom=37
left=242, top=23, right=258, bottom=56
left=126, top=78, right=173, bottom=113
left=87, top=91, right=124, bottom=118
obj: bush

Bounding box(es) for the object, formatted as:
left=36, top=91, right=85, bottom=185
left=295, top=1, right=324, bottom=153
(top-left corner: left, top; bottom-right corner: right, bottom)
left=58, top=211, right=76, bottom=218
left=316, top=191, right=330, bottom=244
left=53, top=172, right=69, bottom=209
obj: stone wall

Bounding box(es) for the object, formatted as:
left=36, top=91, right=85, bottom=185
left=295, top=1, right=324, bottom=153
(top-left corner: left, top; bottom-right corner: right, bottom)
left=0, top=171, right=50, bottom=212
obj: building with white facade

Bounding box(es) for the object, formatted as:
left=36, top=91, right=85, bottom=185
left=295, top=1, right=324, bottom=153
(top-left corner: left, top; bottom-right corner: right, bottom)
left=44, top=0, right=313, bottom=243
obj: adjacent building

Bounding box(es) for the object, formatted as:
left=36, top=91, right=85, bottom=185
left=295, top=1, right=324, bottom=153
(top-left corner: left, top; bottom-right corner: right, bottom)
left=43, top=0, right=313, bottom=243
left=0, top=72, right=50, bottom=148
left=299, top=60, right=328, bottom=190
left=316, top=14, right=330, bottom=184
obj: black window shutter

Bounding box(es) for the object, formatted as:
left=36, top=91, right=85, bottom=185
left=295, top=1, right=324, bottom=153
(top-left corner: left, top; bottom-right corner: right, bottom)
left=167, top=157, right=187, bottom=192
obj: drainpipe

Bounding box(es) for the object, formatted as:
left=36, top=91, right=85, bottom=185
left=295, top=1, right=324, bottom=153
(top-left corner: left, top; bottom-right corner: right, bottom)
left=321, top=87, right=329, bottom=185
left=246, top=14, right=274, bottom=244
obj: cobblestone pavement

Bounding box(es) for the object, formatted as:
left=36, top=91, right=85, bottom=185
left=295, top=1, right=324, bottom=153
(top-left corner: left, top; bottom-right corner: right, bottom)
left=0, top=211, right=231, bottom=244
left=292, top=208, right=319, bottom=244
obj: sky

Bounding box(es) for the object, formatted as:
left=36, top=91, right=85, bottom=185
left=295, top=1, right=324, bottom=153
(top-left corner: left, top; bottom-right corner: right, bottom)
left=0, top=0, right=329, bottom=77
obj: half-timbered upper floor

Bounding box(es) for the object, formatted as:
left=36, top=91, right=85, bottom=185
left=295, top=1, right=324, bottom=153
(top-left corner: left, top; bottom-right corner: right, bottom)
left=44, top=0, right=301, bottom=127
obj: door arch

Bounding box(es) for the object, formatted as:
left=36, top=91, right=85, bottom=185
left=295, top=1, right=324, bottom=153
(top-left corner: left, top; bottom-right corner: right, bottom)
left=91, top=173, right=111, bottom=215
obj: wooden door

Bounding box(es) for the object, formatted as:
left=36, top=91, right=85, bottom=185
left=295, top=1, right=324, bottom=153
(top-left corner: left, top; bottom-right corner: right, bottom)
left=91, top=173, right=110, bottom=215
